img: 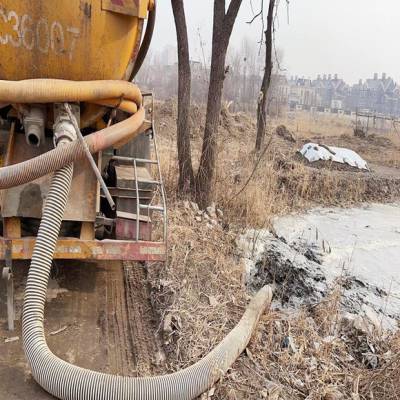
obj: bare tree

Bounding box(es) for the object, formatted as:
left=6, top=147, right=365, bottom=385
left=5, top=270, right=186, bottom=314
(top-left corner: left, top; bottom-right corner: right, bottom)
left=255, top=0, right=275, bottom=151
left=171, top=0, right=195, bottom=194
left=195, top=0, right=243, bottom=207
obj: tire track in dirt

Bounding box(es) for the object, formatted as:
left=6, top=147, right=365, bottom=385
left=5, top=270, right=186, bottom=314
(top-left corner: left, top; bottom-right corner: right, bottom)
left=0, top=260, right=165, bottom=399
left=123, top=262, right=165, bottom=376
left=103, top=262, right=134, bottom=375
left=102, top=261, right=164, bottom=377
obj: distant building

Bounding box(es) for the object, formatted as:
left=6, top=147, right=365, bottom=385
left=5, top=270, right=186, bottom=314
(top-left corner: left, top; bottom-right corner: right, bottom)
left=275, top=72, right=400, bottom=116
left=162, top=45, right=178, bottom=66
left=287, top=77, right=317, bottom=110
left=269, top=75, right=289, bottom=104
left=313, top=74, right=349, bottom=110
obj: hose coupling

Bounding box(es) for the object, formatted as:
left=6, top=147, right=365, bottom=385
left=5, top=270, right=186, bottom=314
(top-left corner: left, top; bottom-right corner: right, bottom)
left=53, top=103, right=79, bottom=145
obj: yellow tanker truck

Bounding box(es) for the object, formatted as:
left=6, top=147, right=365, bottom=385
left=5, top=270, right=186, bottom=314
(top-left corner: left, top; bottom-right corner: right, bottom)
left=0, top=2, right=271, bottom=399
left=0, top=0, right=166, bottom=264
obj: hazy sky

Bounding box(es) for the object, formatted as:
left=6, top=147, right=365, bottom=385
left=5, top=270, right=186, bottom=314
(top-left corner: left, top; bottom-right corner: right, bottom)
left=151, top=1, right=400, bottom=84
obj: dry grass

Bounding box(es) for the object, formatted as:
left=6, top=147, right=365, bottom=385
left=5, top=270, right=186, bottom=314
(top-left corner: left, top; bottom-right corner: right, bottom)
left=360, top=335, right=400, bottom=399
left=156, top=100, right=400, bottom=230
left=278, top=111, right=400, bottom=169
left=278, top=111, right=355, bottom=138
left=150, top=101, right=400, bottom=399
left=150, top=202, right=400, bottom=399
left=148, top=203, right=248, bottom=368
left=279, top=111, right=400, bottom=143
left=214, top=290, right=400, bottom=399
left=215, top=151, right=374, bottom=228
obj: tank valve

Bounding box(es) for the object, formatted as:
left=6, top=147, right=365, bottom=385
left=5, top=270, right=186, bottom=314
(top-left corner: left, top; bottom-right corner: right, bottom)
left=23, top=106, right=46, bottom=147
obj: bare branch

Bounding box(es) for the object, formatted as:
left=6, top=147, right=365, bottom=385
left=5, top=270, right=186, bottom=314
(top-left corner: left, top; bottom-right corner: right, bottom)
left=247, top=9, right=263, bottom=24
left=272, top=1, right=286, bottom=72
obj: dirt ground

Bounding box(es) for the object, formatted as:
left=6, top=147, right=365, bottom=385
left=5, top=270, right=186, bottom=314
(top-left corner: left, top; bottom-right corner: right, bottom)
left=0, top=261, right=164, bottom=399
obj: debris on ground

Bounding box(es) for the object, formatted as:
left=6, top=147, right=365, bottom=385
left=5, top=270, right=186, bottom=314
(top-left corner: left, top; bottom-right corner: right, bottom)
left=238, top=229, right=327, bottom=305
left=354, top=127, right=367, bottom=138
left=4, top=337, right=19, bottom=344
left=238, top=216, right=400, bottom=334
left=238, top=217, right=399, bottom=332
left=234, top=224, right=399, bottom=396
left=274, top=203, right=400, bottom=328
left=299, top=142, right=369, bottom=170
left=162, top=312, right=182, bottom=346
left=184, top=200, right=224, bottom=228
left=49, top=326, right=68, bottom=336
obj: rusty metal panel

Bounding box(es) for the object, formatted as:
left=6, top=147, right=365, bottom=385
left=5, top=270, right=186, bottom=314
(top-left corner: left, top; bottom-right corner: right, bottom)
left=116, top=211, right=152, bottom=241
left=2, top=134, right=97, bottom=222
left=114, top=164, right=155, bottom=219
left=0, top=238, right=166, bottom=262
left=3, top=217, right=21, bottom=239
left=115, top=165, right=157, bottom=190
left=116, top=218, right=152, bottom=241
left=0, top=123, right=14, bottom=212
left=0, top=128, right=9, bottom=167
left=102, top=0, right=148, bottom=18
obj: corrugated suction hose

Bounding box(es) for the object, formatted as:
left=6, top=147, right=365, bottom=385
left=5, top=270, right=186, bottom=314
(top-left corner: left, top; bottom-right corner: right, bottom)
left=1, top=78, right=272, bottom=399
left=23, top=150, right=272, bottom=398
left=24, top=173, right=272, bottom=400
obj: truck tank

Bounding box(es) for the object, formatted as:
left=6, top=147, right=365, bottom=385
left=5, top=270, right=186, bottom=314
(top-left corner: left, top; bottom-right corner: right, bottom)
left=0, top=0, right=150, bottom=81
left=0, top=0, right=155, bottom=126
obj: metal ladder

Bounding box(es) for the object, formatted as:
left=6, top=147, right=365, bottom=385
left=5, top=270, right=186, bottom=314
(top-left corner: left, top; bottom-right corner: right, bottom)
left=112, top=92, right=167, bottom=243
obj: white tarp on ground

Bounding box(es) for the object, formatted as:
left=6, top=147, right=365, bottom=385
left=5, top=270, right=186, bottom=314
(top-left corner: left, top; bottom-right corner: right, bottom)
left=300, top=142, right=369, bottom=170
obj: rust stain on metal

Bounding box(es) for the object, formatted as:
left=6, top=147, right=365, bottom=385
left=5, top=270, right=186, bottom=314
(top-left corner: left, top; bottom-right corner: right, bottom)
left=0, top=238, right=166, bottom=262
left=80, top=1, right=92, bottom=18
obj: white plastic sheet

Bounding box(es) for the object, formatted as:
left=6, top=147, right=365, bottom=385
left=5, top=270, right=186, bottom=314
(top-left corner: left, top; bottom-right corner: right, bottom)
left=300, top=142, right=369, bottom=170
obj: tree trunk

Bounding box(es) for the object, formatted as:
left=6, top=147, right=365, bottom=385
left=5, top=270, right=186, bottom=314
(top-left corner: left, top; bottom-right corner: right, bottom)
left=195, top=0, right=243, bottom=208
left=171, top=0, right=194, bottom=194
left=255, top=0, right=275, bottom=152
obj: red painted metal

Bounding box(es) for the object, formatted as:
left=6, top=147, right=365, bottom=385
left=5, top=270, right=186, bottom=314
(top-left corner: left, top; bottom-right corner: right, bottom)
left=115, top=218, right=152, bottom=241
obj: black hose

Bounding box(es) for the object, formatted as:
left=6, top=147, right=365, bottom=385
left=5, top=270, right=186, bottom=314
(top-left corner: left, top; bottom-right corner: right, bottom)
left=130, top=1, right=157, bottom=80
